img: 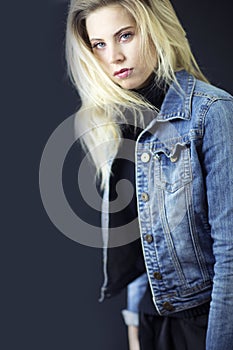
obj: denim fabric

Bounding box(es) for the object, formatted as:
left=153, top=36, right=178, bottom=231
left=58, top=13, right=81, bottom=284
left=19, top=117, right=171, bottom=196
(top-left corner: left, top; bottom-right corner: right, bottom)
left=100, top=70, right=233, bottom=350
left=121, top=273, right=148, bottom=325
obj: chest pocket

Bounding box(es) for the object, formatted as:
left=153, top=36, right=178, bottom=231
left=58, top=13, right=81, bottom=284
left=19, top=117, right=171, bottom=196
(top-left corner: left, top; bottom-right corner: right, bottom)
left=153, top=141, right=192, bottom=193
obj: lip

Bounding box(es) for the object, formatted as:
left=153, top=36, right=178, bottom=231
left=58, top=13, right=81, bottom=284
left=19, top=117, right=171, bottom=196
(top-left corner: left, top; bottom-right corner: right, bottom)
left=114, top=68, right=133, bottom=79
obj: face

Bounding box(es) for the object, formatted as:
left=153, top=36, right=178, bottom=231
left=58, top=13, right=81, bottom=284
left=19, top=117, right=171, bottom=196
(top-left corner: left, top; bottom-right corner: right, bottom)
left=86, top=5, right=156, bottom=90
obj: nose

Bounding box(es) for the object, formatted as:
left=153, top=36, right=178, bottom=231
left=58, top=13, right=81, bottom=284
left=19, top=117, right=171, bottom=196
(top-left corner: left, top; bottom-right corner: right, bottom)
left=108, top=43, right=125, bottom=64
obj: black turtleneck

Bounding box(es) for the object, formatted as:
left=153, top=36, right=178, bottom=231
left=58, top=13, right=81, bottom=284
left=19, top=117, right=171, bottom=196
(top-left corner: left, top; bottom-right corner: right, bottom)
left=133, top=73, right=166, bottom=108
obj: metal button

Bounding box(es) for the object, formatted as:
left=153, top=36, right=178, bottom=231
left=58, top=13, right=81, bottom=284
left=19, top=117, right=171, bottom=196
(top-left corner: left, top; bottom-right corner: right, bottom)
left=153, top=272, right=162, bottom=280
left=141, top=192, right=149, bottom=202
left=141, top=152, right=151, bottom=163
left=170, top=155, right=178, bottom=163
left=163, top=302, right=175, bottom=311
left=144, top=234, right=153, bottom=244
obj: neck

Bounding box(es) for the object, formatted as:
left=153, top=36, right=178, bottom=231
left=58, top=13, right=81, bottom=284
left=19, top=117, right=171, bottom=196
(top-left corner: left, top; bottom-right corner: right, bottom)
left=134, top=74, right=167, bottom=109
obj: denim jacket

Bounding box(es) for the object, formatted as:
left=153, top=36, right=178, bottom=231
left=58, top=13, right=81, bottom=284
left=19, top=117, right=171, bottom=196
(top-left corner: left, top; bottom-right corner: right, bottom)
left=100, top=70, right=233, bottom=350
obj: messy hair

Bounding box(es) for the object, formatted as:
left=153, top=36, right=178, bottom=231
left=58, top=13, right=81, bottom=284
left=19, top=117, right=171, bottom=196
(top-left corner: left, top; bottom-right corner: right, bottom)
left=66, top=0, right=208, bottom=188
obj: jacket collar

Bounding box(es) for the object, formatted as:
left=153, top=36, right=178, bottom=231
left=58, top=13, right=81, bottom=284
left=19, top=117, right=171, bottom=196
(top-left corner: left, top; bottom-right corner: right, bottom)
left=157, top=70, right=196, bottom=121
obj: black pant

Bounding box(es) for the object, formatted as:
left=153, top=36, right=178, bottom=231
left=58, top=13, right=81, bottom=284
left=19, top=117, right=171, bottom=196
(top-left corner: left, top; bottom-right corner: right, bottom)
left=139, top=312, right=208, bottom=350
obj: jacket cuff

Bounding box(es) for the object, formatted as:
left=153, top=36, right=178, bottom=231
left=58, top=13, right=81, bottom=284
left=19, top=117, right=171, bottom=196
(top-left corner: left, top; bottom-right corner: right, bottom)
left=121, top=309, right=139, bottom=326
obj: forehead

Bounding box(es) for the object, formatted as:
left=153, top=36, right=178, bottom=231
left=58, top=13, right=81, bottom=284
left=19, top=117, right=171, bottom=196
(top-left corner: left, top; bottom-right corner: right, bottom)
left=86, top=4, right=135, bottom=38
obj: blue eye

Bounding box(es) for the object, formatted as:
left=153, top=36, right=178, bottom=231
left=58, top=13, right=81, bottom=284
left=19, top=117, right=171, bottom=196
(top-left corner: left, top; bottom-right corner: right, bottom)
left=120, top=32, right=133, bottom=41
left=92, top=42, right=106, bottom=49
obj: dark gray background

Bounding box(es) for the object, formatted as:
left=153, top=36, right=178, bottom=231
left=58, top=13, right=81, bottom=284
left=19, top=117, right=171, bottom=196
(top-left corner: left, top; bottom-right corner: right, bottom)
left=2, top=1, right=232, bottom=349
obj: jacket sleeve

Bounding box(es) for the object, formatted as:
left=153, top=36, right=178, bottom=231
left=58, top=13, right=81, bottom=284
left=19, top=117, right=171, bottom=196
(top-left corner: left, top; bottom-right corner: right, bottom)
left=121, top=273, right=148, bottom=326
left=202, top=98, right=233, bottom=350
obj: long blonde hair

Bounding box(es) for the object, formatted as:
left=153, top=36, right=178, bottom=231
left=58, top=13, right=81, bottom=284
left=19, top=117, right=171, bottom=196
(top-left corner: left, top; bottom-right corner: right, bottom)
left=66, top=0, right=208, bottom=188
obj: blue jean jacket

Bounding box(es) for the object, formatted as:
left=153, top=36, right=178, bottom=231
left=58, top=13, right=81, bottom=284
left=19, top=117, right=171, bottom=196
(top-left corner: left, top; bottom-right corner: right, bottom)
left=100, top=70, right=233, bottom=350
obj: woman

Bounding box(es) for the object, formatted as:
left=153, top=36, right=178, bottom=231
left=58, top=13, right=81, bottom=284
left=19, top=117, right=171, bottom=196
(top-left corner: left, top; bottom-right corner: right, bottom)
left=66, top=0, right=233, bottom=349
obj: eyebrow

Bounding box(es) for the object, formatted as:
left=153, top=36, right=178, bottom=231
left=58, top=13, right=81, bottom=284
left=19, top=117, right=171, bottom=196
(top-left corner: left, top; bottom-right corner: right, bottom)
left=89, top=26, right=134, bottom=42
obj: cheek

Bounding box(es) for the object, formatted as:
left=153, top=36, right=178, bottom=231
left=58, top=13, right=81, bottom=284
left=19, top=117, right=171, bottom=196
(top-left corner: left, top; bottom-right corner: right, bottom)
left=94, top=52, right=106, bottom=64
left=134, top=55, right=148, bottom=70
left=94, top=54, right=110, bottom=72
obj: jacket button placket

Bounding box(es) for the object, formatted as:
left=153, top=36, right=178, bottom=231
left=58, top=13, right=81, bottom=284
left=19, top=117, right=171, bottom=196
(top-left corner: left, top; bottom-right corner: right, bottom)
left=138, top=146, right=163, bottom=309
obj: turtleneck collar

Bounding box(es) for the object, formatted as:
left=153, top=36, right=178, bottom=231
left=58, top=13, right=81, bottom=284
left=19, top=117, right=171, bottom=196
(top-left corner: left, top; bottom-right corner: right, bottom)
left=133, top=73, right=167, bottom=110
left=121, top=74, right=168, bottom=138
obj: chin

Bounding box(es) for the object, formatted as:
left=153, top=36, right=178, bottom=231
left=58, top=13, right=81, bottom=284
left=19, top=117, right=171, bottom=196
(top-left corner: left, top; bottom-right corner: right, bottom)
left=118, top=79, right=141, bottom=90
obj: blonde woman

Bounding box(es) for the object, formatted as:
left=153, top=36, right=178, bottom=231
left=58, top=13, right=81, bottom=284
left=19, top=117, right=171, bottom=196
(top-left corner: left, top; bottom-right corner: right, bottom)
left=66, top=0, right=233, bottom=349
